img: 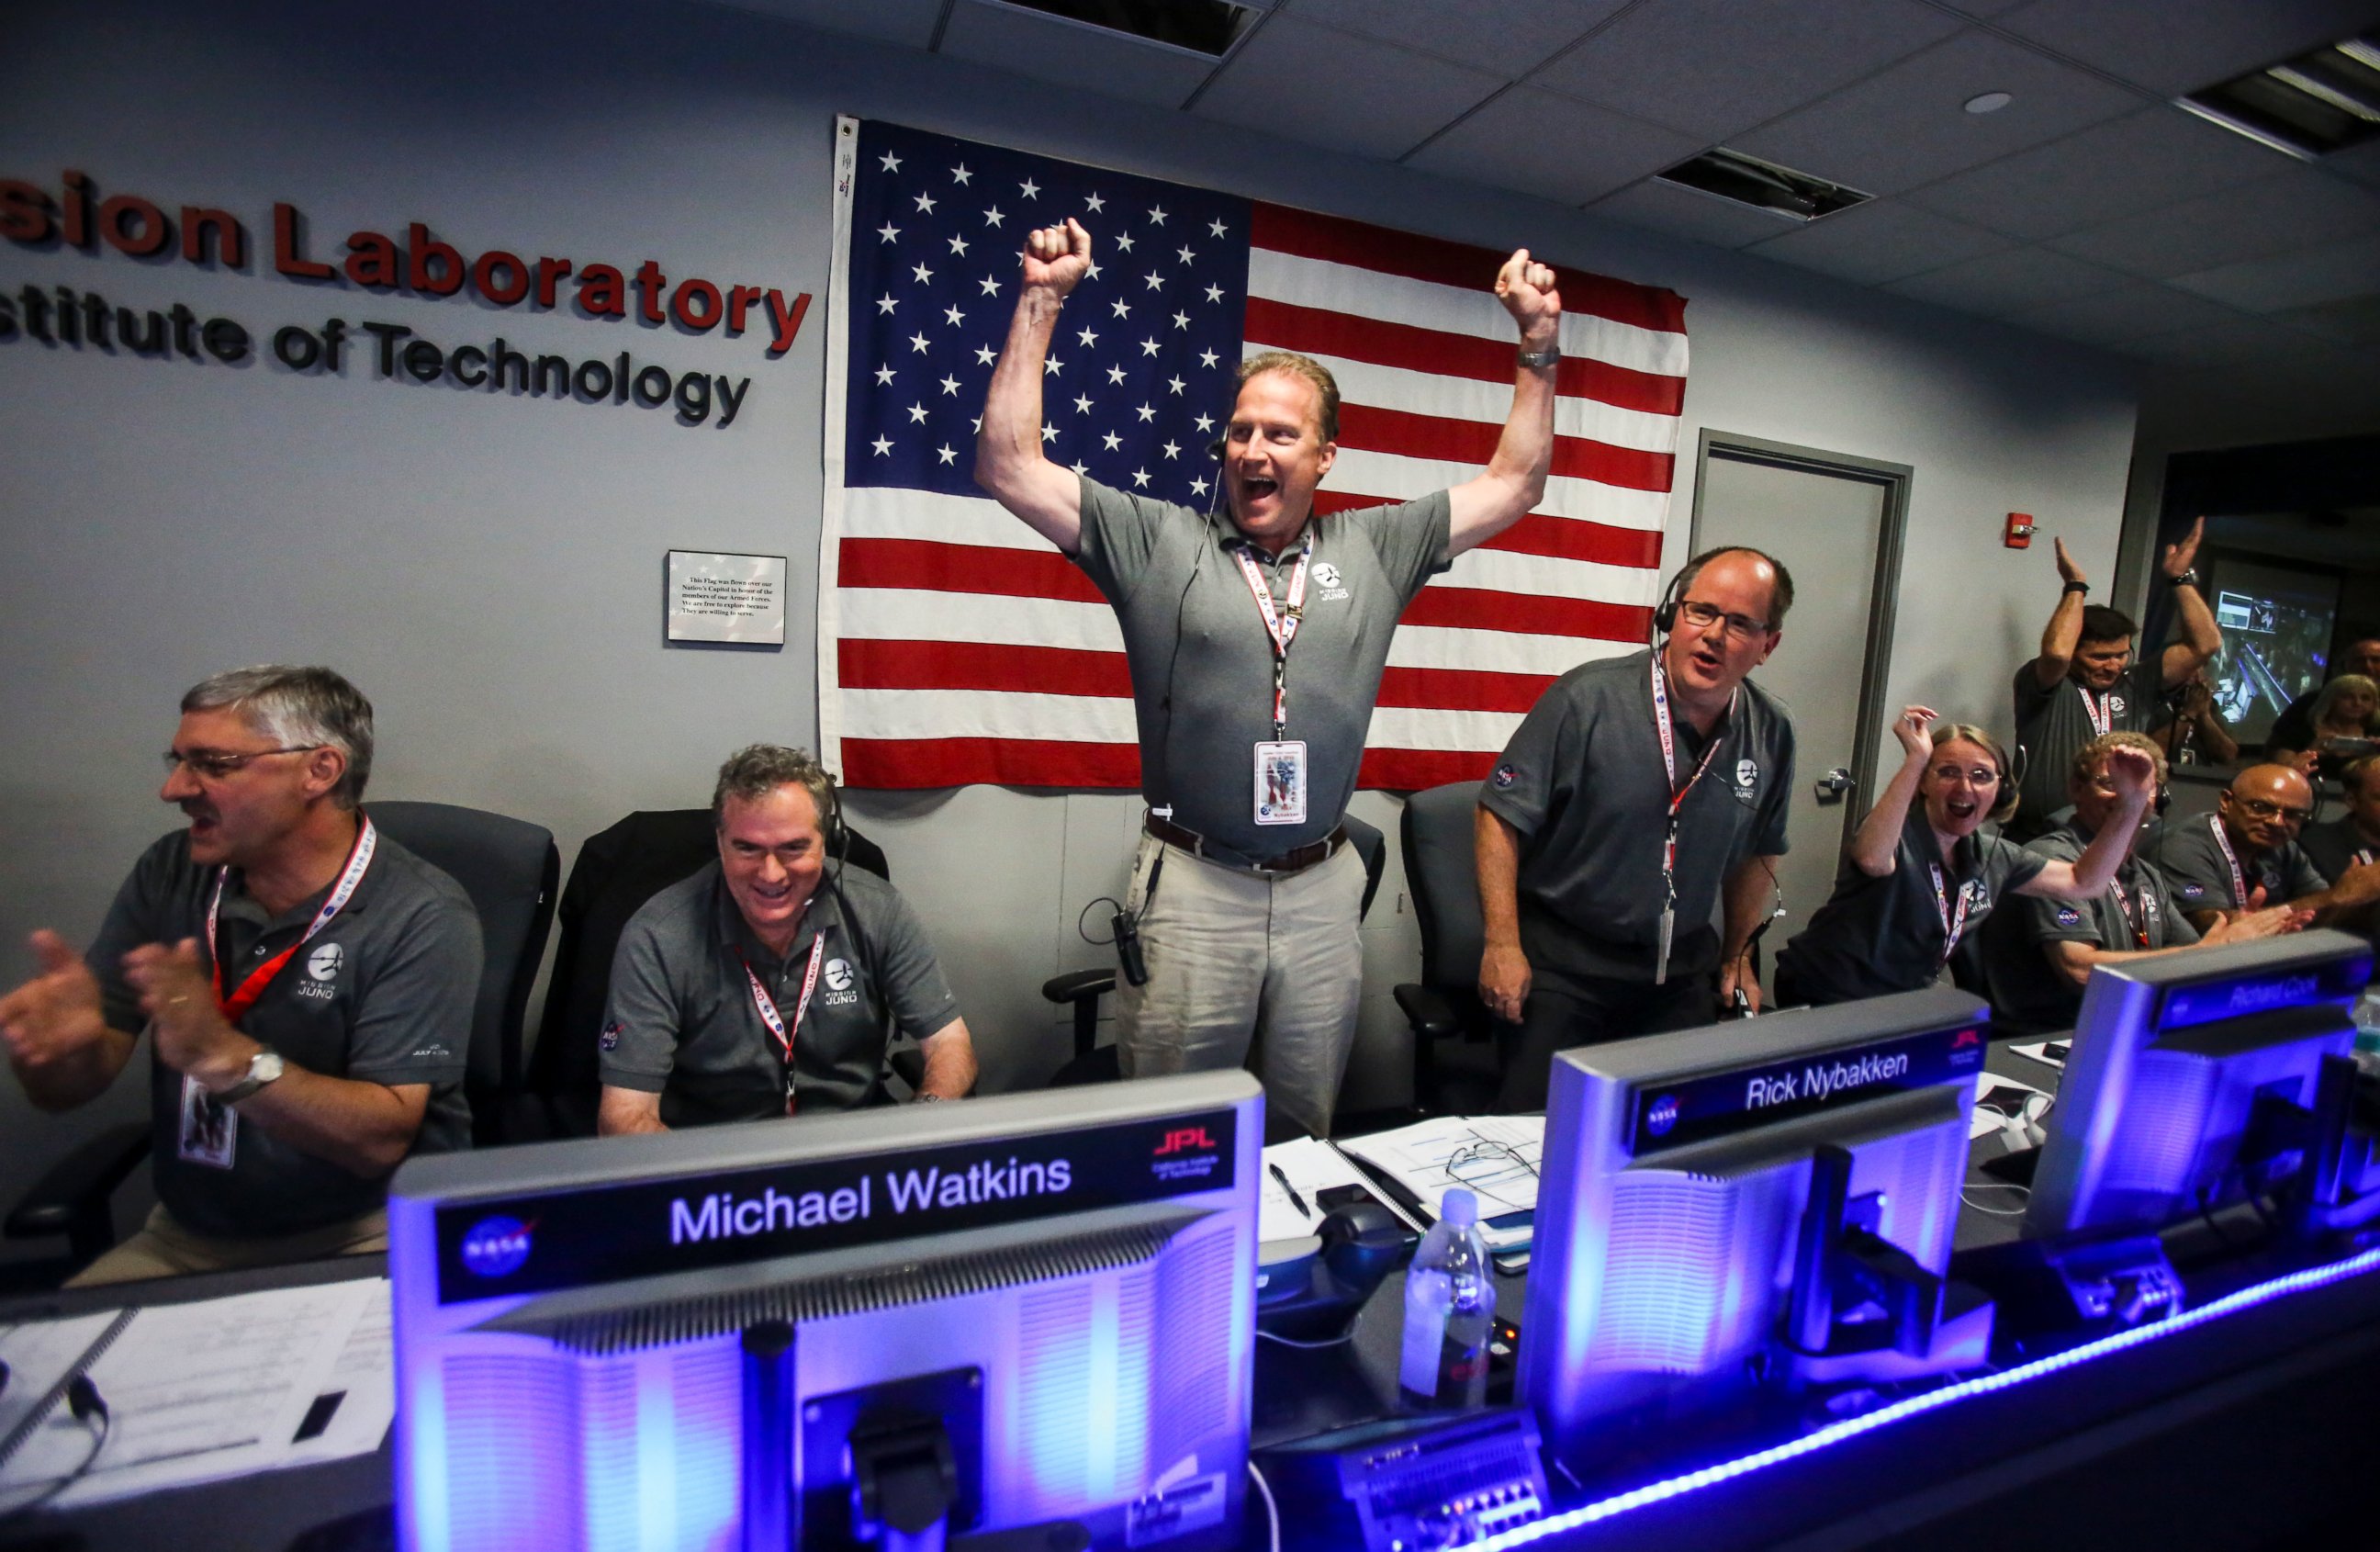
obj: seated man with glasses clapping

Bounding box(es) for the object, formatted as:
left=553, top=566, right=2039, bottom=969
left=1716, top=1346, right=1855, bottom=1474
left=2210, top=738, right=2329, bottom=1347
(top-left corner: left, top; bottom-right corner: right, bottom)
left=0, top=666, right=479, bottom=1285
left=2154, top=762, right=2380, bottom=935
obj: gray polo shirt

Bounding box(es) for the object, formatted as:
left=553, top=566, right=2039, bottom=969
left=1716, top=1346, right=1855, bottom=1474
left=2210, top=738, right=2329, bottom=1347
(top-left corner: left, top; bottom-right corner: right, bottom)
left=1072, top=476, right=1450, bottom=860
left=2299, top=815, right=2378, bottom=889
left=86, top=826, right=479, bottom=1239
left=2011, top=658, right=2165, bottom=829
left=1981, top=819, right=2196, bottom=1033
left=2150, top=811, right=2328, bottom=916
left=1774, top=804, right=2045, bottom=1007
left=1481, top=648, right=1795, bottom=982
left=600, top=861, right=960, bottom=1126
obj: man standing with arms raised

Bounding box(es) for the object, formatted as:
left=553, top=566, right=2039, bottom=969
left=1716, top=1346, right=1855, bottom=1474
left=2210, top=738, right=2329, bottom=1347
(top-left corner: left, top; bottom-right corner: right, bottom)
left=1476, top=548, right=1796, bottom=1110
left=975, top=216, right=1559, bottom=1137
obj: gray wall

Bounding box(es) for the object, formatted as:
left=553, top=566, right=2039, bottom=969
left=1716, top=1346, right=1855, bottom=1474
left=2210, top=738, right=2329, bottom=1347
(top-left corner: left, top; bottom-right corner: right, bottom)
left=0, top=0, right=2140, bottom=1249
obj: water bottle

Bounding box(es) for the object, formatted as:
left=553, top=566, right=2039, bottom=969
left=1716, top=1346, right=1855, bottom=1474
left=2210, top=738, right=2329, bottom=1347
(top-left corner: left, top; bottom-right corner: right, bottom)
left=1398, top=1187, right=1494, bottom=1410
left=2353, top=989, right=2380, bottom=1076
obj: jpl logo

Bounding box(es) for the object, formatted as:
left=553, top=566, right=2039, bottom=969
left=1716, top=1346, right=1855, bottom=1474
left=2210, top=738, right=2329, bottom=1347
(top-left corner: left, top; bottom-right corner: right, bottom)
left=1154, top=1126, right=1217, bottom=1156
left=460, top=1215, right=533, bottom=1278
left=1645, top=1094, right=1681, bottom=1137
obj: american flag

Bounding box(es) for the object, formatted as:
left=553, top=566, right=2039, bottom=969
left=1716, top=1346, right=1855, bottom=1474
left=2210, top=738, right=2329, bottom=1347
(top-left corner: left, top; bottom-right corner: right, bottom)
left=818, top=115, right=1689, bottom=792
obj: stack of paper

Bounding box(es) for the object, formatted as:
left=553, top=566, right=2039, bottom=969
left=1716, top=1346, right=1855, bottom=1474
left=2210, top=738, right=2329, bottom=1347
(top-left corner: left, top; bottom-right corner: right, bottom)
left=1334, top=1116, right=1545, bottom=1256
left=1259, top=1135, right=1421, bottom=1243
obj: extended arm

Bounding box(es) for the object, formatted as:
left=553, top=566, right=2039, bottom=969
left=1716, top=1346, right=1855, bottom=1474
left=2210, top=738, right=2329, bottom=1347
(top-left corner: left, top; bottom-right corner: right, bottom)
left=1848, top=707, right=1936, bottom=878
left=972, top=217, right=1092, bottom=555
left=2032, top=538, right=2089, bottom=689
left=2042, top=904, right=2306, bottom=985
left=599, top=1085, right=667, bottom=1136
left=1719, top=856, right=1782, bottom=1013
left=1446, top=250, right=1561, bottom=558
left=2159, top=518, right=2220, bottom=688
left=916, top=1017, right=976, bottom=1100
left=2018, top=747, right=2156, bottom=898
left=1475, top=806, right=1531, bottom=1023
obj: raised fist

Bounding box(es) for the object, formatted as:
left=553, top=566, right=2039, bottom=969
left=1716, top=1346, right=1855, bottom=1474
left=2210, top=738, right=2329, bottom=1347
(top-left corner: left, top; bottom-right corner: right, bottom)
left=1021, top=218, right=1092, bottom=300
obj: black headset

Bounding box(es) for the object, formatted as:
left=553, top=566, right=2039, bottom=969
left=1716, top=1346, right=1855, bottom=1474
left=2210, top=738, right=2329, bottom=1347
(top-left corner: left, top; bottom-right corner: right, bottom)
left=1650, top=565, right=1688, bottom=640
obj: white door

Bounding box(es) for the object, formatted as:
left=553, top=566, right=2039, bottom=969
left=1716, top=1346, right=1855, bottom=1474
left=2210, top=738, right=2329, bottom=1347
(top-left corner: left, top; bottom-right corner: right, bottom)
left=1692, top=442, right=1902, bottom=997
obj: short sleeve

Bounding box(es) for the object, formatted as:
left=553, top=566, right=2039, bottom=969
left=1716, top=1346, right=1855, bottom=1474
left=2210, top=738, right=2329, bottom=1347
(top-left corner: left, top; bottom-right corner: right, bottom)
left=1339, top=493, right=1454, bottom=607
left=2013, top=660, right=2055, bottom=725
left=859, top=888, right=962, bottom=1041
left=597, top=911, right=686, bottom=1092
left=1989, top=837, right=2049, bottom=898
left=2017, top=889, right=2097, bottom=946
left=1754, top=719, right=1794, bottom=857
left=344, top=886, right=480, bottom=1085
left=1480, top=685, right=1584, bottom=839
left=2165, top=907, right=2202, bottom=947
left=1071, top=476, right=1176, bottom=605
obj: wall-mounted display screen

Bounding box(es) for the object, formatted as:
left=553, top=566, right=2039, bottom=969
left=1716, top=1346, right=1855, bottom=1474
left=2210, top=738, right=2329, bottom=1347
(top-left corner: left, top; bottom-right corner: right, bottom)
left=2203, top=554, right=2341, bottom=745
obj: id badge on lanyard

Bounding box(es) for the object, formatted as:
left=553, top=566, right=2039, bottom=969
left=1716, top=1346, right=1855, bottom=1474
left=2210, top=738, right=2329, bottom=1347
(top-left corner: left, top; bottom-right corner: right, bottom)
left=2078, top=683, right=2115, bottom=737
left=1927, top=863, right=1973, bottom=970
left=743, top=935, right=826, bottom=1116
left=1236, top=535, right=1313, bottom=827
left=1649, top=660, right=1734, bottom=984
left=2206, top=814, right=2251, bottom=907
left=182, top=817, right=377, bottom=1169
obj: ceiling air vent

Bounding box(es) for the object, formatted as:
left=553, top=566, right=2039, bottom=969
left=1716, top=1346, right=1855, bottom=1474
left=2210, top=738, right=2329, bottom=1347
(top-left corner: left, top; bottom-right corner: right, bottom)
left=995, top=0, right=1259, bottom=57
left=2180, top=33, right=2380, bottom=161
left=1654, top=147, right=1872, bottom=223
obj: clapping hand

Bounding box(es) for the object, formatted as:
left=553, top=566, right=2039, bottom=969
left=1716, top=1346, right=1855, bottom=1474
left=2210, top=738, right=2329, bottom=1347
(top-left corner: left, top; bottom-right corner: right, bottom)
left=2161, top=516, right=2206, bottom=580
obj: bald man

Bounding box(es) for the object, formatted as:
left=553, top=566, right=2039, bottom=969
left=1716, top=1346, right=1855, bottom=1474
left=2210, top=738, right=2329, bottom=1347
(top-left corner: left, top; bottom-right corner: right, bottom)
left=2153, top=763, right=2380, bottom=933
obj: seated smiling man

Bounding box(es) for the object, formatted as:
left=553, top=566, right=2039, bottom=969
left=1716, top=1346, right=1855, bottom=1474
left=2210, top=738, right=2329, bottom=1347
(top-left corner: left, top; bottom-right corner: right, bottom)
left=0, top=666, right=479, bottom=1286
left=597, top=746, right=977, bottom=1132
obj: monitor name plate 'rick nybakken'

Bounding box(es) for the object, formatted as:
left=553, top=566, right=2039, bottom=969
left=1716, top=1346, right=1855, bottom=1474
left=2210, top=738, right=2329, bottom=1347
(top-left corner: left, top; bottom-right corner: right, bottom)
left=432, top=1108, right=1238, bottom=1303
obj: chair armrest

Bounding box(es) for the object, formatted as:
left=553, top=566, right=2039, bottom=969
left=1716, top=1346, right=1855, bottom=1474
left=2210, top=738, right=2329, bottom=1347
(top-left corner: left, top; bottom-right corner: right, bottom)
left=1042, top=967, right=1117, bottom=1006
left=1394, top=984, right=1465, bottom=1043
left=6, top=1121, right=150, bottom=1242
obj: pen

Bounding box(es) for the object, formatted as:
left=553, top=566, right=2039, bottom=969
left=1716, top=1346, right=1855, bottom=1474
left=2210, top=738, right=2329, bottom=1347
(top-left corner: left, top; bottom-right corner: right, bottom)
left=1268, top=1163, right=1311, bottom=1220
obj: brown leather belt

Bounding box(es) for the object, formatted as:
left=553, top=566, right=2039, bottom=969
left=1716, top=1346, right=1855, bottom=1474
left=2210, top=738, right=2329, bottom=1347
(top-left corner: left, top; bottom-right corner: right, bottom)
left=1145, top=813, right=1347, bottom=875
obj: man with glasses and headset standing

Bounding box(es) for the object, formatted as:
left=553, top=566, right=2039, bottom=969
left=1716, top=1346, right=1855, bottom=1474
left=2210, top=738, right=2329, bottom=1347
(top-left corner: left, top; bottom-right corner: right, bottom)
left=1476, top=546, right=1796, bottom=1112
left=2155, top=761, right=2380, bottom=934
left=0, top=666, right=479, bottom=1285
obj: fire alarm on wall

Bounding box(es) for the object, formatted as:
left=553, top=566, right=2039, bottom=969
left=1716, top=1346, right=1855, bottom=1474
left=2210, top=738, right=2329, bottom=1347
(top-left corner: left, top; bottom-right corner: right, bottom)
left=2005, top=512, right=2035, bottom=548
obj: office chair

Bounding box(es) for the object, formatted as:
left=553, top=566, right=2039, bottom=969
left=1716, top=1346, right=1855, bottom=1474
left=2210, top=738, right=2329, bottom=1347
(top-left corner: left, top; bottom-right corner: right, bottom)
left=517, top=809, right=903, bottom=1139
left=1391, top=781, right=1508, bottom=1116
left=1042, top=813, right=1388, bottom=1088
left=4, top=801, right=559, bottom=1280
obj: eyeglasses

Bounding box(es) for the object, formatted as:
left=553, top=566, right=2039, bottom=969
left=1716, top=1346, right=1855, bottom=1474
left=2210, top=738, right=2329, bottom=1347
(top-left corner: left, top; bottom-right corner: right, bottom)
left=1676, top=600, right=1772, bottom=641
left=1929, top=764, right=2000, bottom=787
left=161, top=746, right=322, bottom=782
left=2233, top=795, right=2313, bottom=826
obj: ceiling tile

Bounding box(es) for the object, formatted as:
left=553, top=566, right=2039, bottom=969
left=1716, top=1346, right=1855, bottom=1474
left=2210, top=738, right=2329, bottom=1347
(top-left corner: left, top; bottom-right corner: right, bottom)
left=1527, top=0, right=1962, bottom=144
left=2001, top=278, right=2251, bottom=345
left=939, top=1, right=1218, bottom=107
left=1586, top=178, right=1802, bottom=249
left=1194, top=15, right=1506, bottom=161
left=2274, top=294, right=2380, bottom=346
left=2115, top=316, right=2344, bottom=369
left=1730, top=30, right=2144, bottom=197
left=1882, top=244, right=2133, bottom=315
left=1938, top=0, right=2031, bottom=15
left=2327, top=140, right=2380, bottom=191
left=2169, top=231, right=2380, bottom=312
left=1899, top=105, right=2289, bottom=241
left=1992, top=0, right=2376, bottom=97
left=1746, top=198, right=2016, bottom=285
left=2048, top=165, right=2380, bottom=278
left=1404, top=86, right=1706, bottom=206
left=1282, top=0, right=1628, bottom=80
left=719, top=0, right=943, bottom=48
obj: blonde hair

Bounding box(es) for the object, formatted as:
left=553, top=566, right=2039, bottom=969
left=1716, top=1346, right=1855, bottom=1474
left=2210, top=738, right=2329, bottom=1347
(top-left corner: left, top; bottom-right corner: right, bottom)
left=2310, top=673, right=2380, bottom=733
left=1925, top=723, right=2019, bottom=823
left=2070, top=730, right=2167, bottom=793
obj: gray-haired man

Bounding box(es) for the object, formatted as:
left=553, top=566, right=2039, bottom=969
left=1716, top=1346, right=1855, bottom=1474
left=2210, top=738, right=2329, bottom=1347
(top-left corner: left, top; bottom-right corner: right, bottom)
left=597, top=745, right=976, bottom=1133
left=0, top=667, right=480, bottom=1285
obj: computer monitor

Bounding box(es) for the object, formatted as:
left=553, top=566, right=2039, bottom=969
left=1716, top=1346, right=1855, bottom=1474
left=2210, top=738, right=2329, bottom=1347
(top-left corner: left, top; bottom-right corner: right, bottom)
left=387, top=1071, right=1261, bottom=1552
left=2026, top=930, right=2370, bottom=1240
left=1517, top=986, right=1993, bottom=1445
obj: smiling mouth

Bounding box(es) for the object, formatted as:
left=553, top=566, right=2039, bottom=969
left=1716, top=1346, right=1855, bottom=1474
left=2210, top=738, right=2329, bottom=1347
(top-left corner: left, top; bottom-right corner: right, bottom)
left=1943, top=798, right=1979, bottom=823
left=1238, top=473, right=1279, bottom=504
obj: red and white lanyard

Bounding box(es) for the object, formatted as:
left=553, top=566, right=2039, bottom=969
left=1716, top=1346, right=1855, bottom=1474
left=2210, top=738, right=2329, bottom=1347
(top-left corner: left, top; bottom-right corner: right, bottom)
left=2207, top=814, right=2250, bottom=906
left=1926, top=863, right=1974, bottom=969
left=2077, top=683, right=2115, bottom=737
left=1232, top=533, right=1312, bottom=737
left=1649, top=658, right=1734, bottom=983
left=205, top=816, right=376, bottom=1027
left=2109, top=875, right=2150, bottom=949
left=740, top=935, right=825, bottom=1117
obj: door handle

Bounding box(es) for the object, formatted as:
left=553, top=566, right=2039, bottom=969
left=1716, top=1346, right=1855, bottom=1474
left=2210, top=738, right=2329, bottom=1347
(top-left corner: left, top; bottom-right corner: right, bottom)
left=1814, top=768, right=1855, bottom=805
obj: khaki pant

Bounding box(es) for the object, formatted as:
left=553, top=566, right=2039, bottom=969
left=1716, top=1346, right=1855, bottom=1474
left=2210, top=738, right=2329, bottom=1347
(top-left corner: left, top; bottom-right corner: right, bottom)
left=1116, top=834, right=1364, bottom=1138
left=67, top=1203, right=388, bottom=1288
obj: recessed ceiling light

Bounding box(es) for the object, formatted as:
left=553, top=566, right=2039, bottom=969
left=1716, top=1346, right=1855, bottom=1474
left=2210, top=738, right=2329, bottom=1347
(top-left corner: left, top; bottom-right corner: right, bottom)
left=1654, top=148, right=1872, bottom=223
left=992, top=0, right=1259, bottom=57
left=1964, top=91, right=2013, bottom=115
left=2180, top=30, right=2380, bottom=159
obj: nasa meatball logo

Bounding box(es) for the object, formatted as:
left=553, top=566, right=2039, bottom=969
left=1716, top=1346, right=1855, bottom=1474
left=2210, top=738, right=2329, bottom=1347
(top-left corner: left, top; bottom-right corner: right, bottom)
left=307, top=943, right=343, bottom=981
left=825, top=958, right=855, bottom=993
left=600, top=1018, right=624, bottom=1052
left=1492, top=763, right=1518, bottom=790
left=2055, top=905, right=2082, bottom=928
left=2179, top=882, right=2204, bottom=900
left=1734, top=758, right=1759, bottom=794
left=1645, top=1093, right=1681, bottom=1137
left=459, top=1215, right=533, bottom=1278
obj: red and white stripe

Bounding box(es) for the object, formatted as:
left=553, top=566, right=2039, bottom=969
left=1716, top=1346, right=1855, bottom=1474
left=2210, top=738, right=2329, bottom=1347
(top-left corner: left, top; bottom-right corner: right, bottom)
left=823, top=196, right=1689, bottom=793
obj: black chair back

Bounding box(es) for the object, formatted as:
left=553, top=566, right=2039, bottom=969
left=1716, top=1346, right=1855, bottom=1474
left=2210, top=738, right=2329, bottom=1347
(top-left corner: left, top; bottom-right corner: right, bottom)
left=367, top=801, right=560, bottom=1146
left=1401, top=782, right=1484, bottom=993
left=525, top=809, right=889, bottom=1136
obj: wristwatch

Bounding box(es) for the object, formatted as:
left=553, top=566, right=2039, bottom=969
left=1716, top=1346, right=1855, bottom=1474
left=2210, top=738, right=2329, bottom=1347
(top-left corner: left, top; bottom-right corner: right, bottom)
left=217, top=1046, right=286, bottom=1104
left=1516, top=344, right=1560, bottom=369
left=2170, top=568, right=2201, bottom=588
